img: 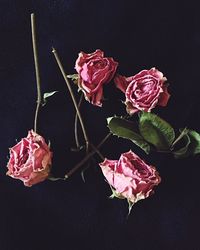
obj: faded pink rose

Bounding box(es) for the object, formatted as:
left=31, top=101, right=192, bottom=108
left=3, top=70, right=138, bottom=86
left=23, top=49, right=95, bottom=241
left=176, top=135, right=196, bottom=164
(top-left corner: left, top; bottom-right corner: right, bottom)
left=114, top=68, right=170, bottom=114
left=99, top=150, right=161, bottom=205
left=75, top=49, right=118, bottom=106
left=7, top=130, right=52, bottom=187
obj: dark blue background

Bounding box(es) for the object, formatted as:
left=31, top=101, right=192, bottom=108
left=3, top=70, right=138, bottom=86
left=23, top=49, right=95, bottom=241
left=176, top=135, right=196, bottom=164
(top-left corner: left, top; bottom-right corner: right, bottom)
left=0, top=1, right=200, bottom=249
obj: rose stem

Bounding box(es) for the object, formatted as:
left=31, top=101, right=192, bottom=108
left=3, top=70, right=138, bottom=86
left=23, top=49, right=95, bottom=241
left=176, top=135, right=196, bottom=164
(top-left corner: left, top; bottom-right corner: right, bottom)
left=74, top=96, right=104, bottom=159
left=90, top=143, right=104, bottom=160
left=74, top=96, right=104, bottom=158
left=74, top=95, right=104, bottom=157
left=31, top=13, right=42, bottom=133
left=75, top=96, right=104, bottom=160
left=74, top=94, right=83, bottom=149
left=65, top=133, right=111, bottom=178
left=52, top=47, right=89, bottom=151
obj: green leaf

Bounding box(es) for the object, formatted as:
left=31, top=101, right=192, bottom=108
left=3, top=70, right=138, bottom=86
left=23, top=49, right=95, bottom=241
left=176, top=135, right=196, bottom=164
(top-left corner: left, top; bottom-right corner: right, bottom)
left=48, top=175, right=66, bottom=181
left=127, top=199, right=134, bottom=217
left=109, top=185, right=125, bottom=200
left=139, top=112, right=175, bottom=151
left=70, top=145, right=84, bottom=152
left=171, top=128, right=189, bottom=149
left=173, top=132, right=191, bottom=159
left=43, top=91, right=58, bottom=106
left=67, top=74, right=78, bottom=80
left=67, top=74, right=79, bottom=84
left=173, top=129, right=200, bottom=158
left=188, top=130, right=200, bottom=155
left=107, top=116, right=150, bottom=154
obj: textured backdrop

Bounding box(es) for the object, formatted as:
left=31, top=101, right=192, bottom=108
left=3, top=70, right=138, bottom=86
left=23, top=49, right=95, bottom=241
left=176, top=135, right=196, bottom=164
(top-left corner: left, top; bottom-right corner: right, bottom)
left=0, top=1, right=200, bottom=249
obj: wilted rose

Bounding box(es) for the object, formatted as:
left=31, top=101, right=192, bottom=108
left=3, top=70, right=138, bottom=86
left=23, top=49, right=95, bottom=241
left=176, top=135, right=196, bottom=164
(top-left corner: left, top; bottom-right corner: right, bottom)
left=114, top=68, right=170, bottom=114
left=7, top=130, right=52, bottom=187
left=99, top=150, right=161, bottom=205
left=75, top=49, right=118, bottom=106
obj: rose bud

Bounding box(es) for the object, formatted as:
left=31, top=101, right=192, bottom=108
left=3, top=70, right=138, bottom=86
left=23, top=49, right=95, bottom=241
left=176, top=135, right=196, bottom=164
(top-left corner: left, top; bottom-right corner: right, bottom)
left=99, top=150, right=161, bottom=206
left=114, top=68, right=170, bottom=115
left=75, top=49, right=118, bottom=106
left=7, top=130, right=52, bottom=187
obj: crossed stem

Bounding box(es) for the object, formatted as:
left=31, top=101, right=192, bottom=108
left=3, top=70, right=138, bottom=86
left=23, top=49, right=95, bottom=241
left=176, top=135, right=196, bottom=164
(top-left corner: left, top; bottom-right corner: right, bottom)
left=31, top=13, right=108, bottom=179
left=65, top=133, right=111, bottom=178
left=52, top=48, right=107, bottom=176
left=52, top=47, right=90, bottom=152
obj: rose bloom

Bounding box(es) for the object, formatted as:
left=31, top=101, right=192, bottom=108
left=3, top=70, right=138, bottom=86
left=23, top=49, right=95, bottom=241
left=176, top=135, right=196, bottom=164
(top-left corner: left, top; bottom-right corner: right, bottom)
left=99, top=150, right=161, bottom=205
left=114, top=68, right=170, bottom=115
left=7, top=130, right=52, bottom=187
left=75, top=49, right=118, bottom=106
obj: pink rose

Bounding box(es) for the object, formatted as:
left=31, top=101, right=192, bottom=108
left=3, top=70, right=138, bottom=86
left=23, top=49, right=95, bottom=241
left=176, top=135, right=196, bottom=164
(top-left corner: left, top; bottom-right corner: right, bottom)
left=99, top=150, right=161, bottom=205
left=7, top=130, right=52, bottom=187
left=114, top=68, right=170, bottom=114
left=75, top=49, right=118, bottom=106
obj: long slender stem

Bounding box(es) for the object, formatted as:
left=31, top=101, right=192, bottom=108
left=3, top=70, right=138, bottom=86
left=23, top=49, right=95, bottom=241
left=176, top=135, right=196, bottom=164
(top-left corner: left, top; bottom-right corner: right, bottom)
left=52, top=48, right=89, bottom=150
left=31, top=13, right=42, bottom=133
left=75, top=94, right=83, bottom=149
left=65, top=133, right=111, bottom=178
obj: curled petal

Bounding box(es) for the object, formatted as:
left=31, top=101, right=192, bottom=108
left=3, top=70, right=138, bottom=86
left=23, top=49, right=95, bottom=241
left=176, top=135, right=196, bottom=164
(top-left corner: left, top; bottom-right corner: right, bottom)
left=99, top=150, right=161, bottom=205
left=116, top=68, right=170, bottom=114
left=114, top=74, right=129, bottom=93
left=75, top=49, right=118, bottom=106
left=7, top=130, right=52, bottom=187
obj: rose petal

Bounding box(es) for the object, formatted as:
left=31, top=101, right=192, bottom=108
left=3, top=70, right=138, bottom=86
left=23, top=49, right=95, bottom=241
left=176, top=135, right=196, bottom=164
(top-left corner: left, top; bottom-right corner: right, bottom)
left=99, top=150, right=161, bottom=205
left=7, top=130, right=52, bottom=187
left=75, top=49, right=118, bottom=106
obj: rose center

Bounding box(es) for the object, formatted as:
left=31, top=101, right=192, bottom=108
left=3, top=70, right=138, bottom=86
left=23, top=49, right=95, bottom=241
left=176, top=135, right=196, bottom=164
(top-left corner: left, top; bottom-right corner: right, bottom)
left=131, top=160, right=147, bottom=175
left=18, top=149, right=29, bottom=166
left=93, top=60, right=107, bottom=69
left=131, top=79, right=156, bottom=99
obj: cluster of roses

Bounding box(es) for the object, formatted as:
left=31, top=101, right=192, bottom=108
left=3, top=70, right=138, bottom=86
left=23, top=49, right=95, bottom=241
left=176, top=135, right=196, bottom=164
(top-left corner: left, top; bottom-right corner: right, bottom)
left=7, top=47, right=174, bottom=211
left=74, top=50, right=169, bottom=208
left=76, top=49, right=170, bottom=111
left=6, top=13, right=200, bottom=213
